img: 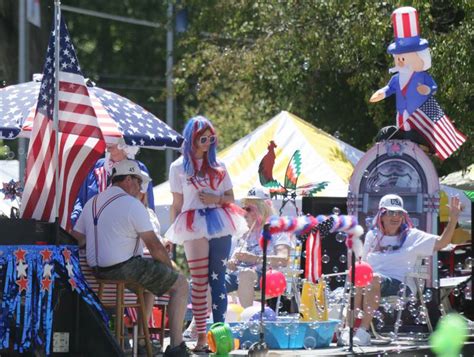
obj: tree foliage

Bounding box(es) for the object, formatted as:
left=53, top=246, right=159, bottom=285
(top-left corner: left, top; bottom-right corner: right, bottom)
left=1, top=1, right=472, bottom=179
left=175, top=0, right=473, bottom=175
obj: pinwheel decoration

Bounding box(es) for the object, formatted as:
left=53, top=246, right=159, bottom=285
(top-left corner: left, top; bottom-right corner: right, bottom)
left=1, top=179, right=23, bottom=201
left=258, top=145, right=328, bottom=214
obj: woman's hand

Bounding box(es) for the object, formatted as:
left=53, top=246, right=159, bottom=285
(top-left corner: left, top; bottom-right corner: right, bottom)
left=198, top=191, right=221, bottom=205
left=448, top=196, right=462, bottom=221
left=234, top=251, right=259, bottom=264
left=227, top=259, right=237, bottom=271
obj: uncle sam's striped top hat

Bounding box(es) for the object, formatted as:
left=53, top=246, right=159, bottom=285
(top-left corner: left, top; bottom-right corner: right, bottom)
left=387, top=7, right=429, bottom=54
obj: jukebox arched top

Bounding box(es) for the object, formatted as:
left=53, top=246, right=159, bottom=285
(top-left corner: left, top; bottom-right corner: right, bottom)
left=348, top=140, right=439, bottom=234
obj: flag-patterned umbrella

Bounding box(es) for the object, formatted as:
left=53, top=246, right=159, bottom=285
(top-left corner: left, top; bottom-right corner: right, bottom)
left=0, top=77, right=183, bottom=149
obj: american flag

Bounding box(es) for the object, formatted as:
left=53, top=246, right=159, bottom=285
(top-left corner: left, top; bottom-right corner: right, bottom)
left=305, top=231, right=321, bottom=283
left=408, top=96, right=466, bottom=160
left=20, top=15, right=106, bottom=230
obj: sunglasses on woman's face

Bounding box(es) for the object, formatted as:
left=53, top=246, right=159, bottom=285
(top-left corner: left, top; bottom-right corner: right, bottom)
left=385, top=210, right=403, bottom=217
left=199, top=135, right=216, bottom=145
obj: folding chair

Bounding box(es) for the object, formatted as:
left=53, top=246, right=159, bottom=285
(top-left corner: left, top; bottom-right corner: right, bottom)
left=371, top=255, right=433, bottom=341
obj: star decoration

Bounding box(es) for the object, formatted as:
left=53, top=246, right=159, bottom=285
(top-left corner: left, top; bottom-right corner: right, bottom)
left=211, top=271, right=218, bottom=280
left=16, top=276, right=28, bottom=292
left=43, top=264, right=53, bottom=278
left=62, top=248, right=72, bottom=262
left=40, top=249, right=53, bottom=262
left=212, top=304, right=218, bottom=310
left=16, top=261, right=28, bottom=277
left=68, top=277, right=77, bottom=291
left=220, top=293, right=225, bottom=300
left=65, top=262, right=74, bottom=277
left=41, top=277, right=52, bottom=291
left=14, top=248, right=27, bottom=262
left=221, top=258, right=228, bottom=267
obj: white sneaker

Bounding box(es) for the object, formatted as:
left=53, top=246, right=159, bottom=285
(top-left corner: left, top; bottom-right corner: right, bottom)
left=353, top=328, right=371, bottom=346
left=338, top=327, right=350, bottom=346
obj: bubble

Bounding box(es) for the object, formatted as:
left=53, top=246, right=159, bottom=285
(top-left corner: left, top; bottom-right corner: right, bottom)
left=284, top=326, right=291, bottom=336
left=365, top=216, right=373, bottom=227
left=302, top=60, right=310, bottom=71
left=332, top=207, right=341, bottom=215
left=334, top=131, right=340, bottom=139
left=322, top=254, right=330, bottom=264
left=373, top=183, right=380, bottom=193
left=241, top=340, right=252, bottom=349
left=362, top=170, right=370, bottom=178
left=455, top=262, right=463, bottom=271
left=339, top=255, right=347, bottom=264
left=432, top=280, right=439, bottom=289
left=332, top=266, right=339, bottom=273
left=465, top=257, right=473, bottom=269
left=303, top=336, right=316, bottom=350
left=437, top=260, right=444, bottom=269
left=335, top=232, right=346, bottom=243
left=7, top=151, right=15, bottom=159
left=2, top=145, right=9, bottom=154
left=248, top=321, right=260, bottom=335
left=376, top=320, right=385, bottom=329
left=453, top=287, right=460, bottom=297
left=195, top=82, right=201, bottom=92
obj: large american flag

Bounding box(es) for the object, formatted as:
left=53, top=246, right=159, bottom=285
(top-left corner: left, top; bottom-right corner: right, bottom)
left=408, top=96, right=466, bottom=160
left=20, top=15, right=105, bottom=230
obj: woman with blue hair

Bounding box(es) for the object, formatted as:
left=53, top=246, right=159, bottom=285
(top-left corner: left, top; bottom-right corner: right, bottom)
left=166, top=115, right=247, bottom=351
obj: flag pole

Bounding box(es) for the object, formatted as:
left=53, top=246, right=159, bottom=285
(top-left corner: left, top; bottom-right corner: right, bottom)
left=53, top=0, right=61, bottom=236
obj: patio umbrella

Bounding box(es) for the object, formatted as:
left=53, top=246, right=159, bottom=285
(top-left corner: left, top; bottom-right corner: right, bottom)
left=0, top=77, right=183, bottom=149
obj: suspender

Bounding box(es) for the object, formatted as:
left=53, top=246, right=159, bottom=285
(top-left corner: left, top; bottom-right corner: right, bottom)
left=92, top=193, right=127, bottom=270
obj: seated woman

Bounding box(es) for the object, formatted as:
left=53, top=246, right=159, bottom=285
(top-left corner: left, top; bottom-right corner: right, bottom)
left=226, top=187, right=293, bottom=308
left=342, top=194, right=461, bottom=346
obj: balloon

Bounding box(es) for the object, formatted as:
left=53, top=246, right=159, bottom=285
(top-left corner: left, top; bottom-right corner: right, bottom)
left=430, top=313, right=468, bottom=357
left=225, top=303, right=244, bottom=323
left=348, top=261, right=373, bottom=287
left=240, top=306, right=261, bottom=322
left=260, top=269, right=287, bottom=298
left=240, top=305, right=277, bottom=322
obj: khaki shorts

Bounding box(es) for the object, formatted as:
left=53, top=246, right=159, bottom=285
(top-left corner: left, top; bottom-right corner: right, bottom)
left=95, top=256, right=178, bottom=297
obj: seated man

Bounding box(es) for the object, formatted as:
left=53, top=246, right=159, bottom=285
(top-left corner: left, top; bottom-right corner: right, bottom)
left=342, top=194, right=461, bottom=346
left=72, top=160, right=189, bottom=357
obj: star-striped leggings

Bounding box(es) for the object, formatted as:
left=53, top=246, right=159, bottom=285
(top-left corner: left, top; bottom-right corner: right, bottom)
left=184, top=235, right=231, bottom=334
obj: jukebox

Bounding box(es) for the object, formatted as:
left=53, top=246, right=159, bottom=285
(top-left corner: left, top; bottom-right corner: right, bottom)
left=347, top=140, right=440, bottom=284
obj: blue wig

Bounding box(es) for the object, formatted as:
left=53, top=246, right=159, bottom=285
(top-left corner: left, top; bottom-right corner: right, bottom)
left=182, top=115, right=224, bottom=188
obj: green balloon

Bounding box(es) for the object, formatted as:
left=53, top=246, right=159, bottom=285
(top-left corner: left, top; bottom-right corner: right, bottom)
left=430, top=314, right=467, bottom=357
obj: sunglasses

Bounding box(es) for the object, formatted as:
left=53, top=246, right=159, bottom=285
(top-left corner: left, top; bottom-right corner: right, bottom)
left=384, top=210, right=403, bottom=217
left=199, top=135, right=217, bottom=145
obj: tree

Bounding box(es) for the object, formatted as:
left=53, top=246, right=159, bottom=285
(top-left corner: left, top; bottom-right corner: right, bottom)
left=174, top=0, right=473, bottom=175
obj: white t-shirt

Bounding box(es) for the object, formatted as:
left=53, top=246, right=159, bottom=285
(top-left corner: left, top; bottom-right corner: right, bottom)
left=169, top=157, right=233, bottom=212
left=363, top=228, right=438, bottom=294
left=75, top=186, right=153, bottom=267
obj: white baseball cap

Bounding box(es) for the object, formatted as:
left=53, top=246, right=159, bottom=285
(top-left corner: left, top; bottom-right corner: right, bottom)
left=379, top=194, right=406, bottom=212
left=111, top=159, right=151, bottom=185
left=244, top=186, right=270, bottom=200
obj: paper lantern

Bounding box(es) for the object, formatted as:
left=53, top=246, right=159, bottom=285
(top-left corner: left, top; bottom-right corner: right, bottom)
left=260, top=269, right=287, bottom=298
left=348, top=261, right=373, bottom=287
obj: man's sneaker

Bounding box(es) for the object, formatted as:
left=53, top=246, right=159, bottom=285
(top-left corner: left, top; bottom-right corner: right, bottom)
left=163, top=341, right=190, bottom=357
left=353, top=328, right=371, bottom=346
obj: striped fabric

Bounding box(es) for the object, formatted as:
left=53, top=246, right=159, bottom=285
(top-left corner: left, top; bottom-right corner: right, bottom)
left=79, top=250, right=169, bottom=329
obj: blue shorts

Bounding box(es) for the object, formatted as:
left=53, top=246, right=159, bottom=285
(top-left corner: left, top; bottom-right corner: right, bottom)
left=379, top=275, right=411, bottom=297
left=225, top=269, right=262, bottom=293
